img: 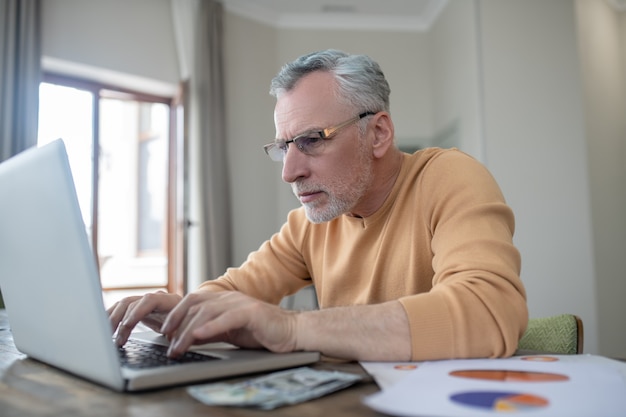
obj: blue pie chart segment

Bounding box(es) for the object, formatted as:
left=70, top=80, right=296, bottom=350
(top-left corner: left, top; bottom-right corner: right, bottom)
left=451, top=391, right=549, bottom=412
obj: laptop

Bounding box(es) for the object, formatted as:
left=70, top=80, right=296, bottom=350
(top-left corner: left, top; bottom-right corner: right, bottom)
left=0, top=139, right=319, bottom=392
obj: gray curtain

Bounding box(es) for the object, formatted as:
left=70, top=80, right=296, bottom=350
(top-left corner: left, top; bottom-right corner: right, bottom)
left=172, top=0, right=232, bottom=285
left=194, top=1, right=232, bottom=280
left=0, top=0, right=41, bottom=162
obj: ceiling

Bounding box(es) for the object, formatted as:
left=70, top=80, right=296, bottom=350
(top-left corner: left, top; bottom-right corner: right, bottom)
left=220, top=0, right=625, bottom=33
left=219, top=0, right=448, bottom=32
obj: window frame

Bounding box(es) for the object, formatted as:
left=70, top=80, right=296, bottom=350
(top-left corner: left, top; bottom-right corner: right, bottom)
left=40, top=72, right=185, bottom=296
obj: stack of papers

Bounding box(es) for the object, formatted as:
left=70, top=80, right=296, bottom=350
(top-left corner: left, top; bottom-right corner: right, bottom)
left=361, top=354, right=626, bottom=416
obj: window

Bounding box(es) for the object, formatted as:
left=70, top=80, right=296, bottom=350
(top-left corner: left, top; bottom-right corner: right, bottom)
left=37, top=74, right=185, bottom=307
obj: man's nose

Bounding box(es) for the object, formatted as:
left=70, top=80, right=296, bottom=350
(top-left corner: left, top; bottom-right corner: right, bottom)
left=281, top=144, right=309, bottom=183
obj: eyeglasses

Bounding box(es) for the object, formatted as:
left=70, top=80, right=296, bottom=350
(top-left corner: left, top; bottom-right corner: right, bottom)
left=263, top=111, right=376, bottom=162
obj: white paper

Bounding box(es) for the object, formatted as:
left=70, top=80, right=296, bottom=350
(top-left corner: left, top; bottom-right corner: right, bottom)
left=359, top=361, right=421, bottom=390
left=363, top=354, right=626, bottom=417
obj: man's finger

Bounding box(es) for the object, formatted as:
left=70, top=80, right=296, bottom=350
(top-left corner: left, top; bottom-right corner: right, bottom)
left=108, top=296, right=141, bottom=334
left=160, top=292, right=211, bottom=335
left=115, top=293, right=176, bottom=346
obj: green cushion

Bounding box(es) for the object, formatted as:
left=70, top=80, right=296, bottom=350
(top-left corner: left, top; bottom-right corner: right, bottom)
left=518, top=314, right=579, bottom=354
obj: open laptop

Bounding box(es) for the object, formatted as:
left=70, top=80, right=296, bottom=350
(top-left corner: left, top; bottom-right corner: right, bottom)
left=0, top=139, right=319, bottom=392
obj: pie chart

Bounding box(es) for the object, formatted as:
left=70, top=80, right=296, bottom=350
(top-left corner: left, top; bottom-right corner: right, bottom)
left=450, top=369, right=569, bottom=382
left=450, top=391, right=549, bottom=412
left=521, top=356, right=559, bottom=362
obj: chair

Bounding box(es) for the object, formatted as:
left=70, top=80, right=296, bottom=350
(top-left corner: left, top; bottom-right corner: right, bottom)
left=517, top=314, right=584, bottom=354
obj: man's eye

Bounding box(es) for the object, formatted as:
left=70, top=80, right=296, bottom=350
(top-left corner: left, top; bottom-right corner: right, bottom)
left=296, top=136, right=323, bottom=150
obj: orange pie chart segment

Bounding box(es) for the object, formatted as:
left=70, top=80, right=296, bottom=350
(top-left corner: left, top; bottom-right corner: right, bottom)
left=450, top=369, right=569, bottom=382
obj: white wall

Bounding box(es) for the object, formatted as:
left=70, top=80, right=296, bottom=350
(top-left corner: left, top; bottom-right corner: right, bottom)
left=426, top=0, right=610, bottom=355
left=479, top=0, right=598, bottom=353
left=575, top=0, right=626, bottom=358
left=41, top=0, right=179, bottom=89
left=428, top=0, right=485, bottom=160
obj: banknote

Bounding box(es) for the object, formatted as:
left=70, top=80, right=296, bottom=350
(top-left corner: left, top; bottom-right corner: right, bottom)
left=187, top=367, right=363, bottom=410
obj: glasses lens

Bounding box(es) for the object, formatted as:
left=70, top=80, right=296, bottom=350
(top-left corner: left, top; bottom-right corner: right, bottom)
left=268, top=144, right=284, bottom=161
left=294, top=135, right=323, bottom=155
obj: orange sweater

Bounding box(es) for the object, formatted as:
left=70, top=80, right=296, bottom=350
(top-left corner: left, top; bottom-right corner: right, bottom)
left=198, top=148, right=528, bottom=360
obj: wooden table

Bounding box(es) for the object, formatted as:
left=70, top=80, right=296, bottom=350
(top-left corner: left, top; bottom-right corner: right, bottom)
left=0, top=310, right=385, bottom=417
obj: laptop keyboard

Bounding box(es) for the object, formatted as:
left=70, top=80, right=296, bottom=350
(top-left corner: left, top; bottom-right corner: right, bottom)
left=118, top=338, right=219, bottom=369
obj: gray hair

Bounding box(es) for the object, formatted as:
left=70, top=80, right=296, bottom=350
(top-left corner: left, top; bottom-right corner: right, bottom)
left=269, top=49, right=390, bottom=114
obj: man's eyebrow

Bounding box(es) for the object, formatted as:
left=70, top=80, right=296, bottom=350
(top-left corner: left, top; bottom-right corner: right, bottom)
left=277, top=127, right=323, bottom=141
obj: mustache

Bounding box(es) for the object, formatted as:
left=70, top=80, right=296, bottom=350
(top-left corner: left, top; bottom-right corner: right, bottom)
left=292, top=181, right=325, bottom=196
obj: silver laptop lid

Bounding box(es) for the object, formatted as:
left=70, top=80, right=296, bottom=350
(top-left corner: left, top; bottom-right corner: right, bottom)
left=0, top=140, right=320, bottom=392
left=0, top=140, right=125, bottom=390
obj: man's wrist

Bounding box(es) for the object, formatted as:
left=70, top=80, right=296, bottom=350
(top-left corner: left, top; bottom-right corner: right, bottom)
left=292, top=309, right=317, bottom=353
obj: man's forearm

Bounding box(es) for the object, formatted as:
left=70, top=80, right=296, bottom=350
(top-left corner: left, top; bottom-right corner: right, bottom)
left=294, top=300, right=411, bottom=361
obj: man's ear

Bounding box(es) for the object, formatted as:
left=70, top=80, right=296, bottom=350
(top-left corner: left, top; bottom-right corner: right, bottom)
left=370, top=112, right=395, bottom=159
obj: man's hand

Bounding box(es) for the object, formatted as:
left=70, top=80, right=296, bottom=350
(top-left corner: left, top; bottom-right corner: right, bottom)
left=108, top=290, right=411, bottom=362
left=161, top=291, right=298, bottom=358
left=107, top=291, right=182, bottom=347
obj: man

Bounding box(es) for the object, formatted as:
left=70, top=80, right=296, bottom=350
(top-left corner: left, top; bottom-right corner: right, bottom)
left=109, top=50, right=527, bottom=362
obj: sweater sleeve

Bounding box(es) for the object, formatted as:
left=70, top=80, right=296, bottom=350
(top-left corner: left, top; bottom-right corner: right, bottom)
left=398, top=150, right=528, bottom=360
left=197, top=209, right=313, bottom=304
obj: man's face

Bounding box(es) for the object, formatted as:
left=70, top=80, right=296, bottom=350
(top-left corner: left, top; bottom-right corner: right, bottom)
left=274, top=72, right=374, bottom=223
